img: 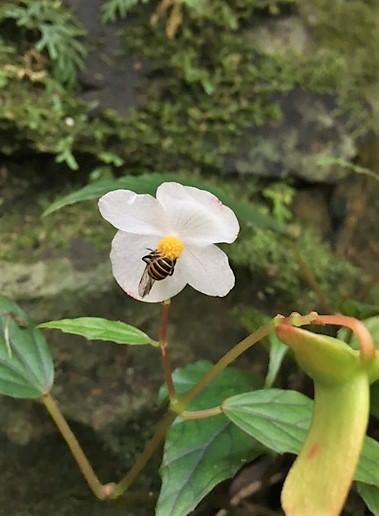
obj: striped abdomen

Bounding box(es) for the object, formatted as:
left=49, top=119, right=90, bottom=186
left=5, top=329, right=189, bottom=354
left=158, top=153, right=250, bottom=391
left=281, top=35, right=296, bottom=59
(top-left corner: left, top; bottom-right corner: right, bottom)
left=139, top=250, right=177, bottom=298
left=145, top=252, right=176, bottom=280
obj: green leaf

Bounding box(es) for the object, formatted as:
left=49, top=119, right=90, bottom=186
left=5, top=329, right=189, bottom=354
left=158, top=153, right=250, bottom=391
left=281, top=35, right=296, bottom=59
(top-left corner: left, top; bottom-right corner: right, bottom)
left=264, top=332, right=288, bottom=388
left=357, top=482, right=379, bottom=515
left=42, top=173, right=284, bottom=233
left=223, top=388, right=379, bottom=488
left=157, top=361, right=264, bottom=516
left=39, top=317, right=153, bottom=346
left=316, top=156, right=379, bottom=181
left=0, top=295, right=54, bottom=399
left=223, top=389, right=311, bottom=454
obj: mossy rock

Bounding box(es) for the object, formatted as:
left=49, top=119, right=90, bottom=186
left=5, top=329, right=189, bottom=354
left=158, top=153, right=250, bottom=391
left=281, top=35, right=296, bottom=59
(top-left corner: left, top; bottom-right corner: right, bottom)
left=2, top=1, right=379, bottom=182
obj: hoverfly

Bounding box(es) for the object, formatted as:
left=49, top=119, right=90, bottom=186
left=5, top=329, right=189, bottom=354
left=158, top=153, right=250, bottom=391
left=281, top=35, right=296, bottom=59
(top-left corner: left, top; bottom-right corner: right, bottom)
left=138, top=249, right=177, bottom=298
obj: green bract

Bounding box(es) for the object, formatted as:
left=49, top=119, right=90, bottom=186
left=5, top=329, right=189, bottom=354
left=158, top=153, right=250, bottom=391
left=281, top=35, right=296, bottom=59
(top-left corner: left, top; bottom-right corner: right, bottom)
left=274, top=324, right=377, bottom=516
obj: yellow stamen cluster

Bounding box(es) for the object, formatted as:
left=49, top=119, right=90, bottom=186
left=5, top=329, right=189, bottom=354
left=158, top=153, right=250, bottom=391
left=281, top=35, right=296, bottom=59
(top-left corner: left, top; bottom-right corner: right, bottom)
left=157, top=235, right=184, bottom=259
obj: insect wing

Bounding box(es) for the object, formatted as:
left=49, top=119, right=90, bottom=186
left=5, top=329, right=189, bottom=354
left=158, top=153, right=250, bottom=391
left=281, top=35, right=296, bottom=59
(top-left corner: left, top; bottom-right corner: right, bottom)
left=138, top=266, right=155, bottom=297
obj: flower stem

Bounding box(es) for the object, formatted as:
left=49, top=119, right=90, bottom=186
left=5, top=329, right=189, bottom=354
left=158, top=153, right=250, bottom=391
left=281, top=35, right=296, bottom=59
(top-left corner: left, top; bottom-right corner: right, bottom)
left=42, top=392, right=106, bottom=500
left=159, top=299, right=176, bottom=401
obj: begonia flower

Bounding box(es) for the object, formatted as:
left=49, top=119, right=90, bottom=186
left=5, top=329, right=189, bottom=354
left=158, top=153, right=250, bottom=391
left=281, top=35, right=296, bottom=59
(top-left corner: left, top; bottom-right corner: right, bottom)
left=98, top=182, right=239, bottom=302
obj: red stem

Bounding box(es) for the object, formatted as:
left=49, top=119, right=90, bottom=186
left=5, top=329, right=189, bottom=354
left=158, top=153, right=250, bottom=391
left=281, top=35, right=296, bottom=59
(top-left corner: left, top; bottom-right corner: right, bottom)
left=159, top=300, right=176, bottom=400
left=313, top=314, right=375, bottom=362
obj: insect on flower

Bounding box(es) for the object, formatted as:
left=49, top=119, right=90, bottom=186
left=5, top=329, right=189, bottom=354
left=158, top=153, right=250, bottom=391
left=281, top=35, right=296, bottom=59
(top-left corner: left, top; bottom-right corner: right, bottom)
left=139, top=248, right=177, bottom=297
left=98, top=182, right=240, bottom=303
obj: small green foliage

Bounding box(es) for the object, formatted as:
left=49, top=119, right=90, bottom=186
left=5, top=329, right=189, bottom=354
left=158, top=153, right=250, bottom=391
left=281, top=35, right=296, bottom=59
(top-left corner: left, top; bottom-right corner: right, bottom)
left=230, top=225, right=360, bottom=308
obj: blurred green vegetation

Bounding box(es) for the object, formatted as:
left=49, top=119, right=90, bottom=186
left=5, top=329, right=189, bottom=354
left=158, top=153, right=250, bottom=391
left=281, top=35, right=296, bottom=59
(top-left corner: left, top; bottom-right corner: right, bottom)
left=1, top=0, right=379, bottom=170
left=0, top=0, right=378, bottom=311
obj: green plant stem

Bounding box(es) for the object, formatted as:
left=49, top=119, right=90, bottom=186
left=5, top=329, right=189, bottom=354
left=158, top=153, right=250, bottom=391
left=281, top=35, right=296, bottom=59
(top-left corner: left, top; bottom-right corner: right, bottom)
left=42, top=392, right=106, bottom=500
left=177, top=320, right=276, bottom=409
left=180, top=406, right=223, bottom=420
left=159, top=299, right=176, bottom=401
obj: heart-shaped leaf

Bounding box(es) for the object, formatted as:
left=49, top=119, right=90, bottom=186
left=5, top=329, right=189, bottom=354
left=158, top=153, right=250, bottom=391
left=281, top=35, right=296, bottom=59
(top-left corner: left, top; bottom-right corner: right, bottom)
left=223, top=388, right=311, bottom=454
left=0, top=295, right=54, bottom=398
left=39, top=317, right=154, bottom=345
left=157, top=361, right=264, bottom=516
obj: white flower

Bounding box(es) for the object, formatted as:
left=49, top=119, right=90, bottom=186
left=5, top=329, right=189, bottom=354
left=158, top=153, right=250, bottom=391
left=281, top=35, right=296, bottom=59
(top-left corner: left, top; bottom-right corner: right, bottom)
left=98, top=182, right=239, bottom=303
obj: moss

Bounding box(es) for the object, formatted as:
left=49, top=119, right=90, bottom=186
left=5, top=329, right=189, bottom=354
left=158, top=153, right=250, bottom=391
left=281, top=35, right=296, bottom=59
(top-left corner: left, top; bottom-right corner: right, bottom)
left=0, top=176, right=112, bottom=263
left=118, top=8, right=296, bottom=172
left=297, top=1, right=379, bottom=134
left=2, top=0, right=379, bottom=172
left=229, top=225, right=361, bottom=309
left=104, top=0, right=379, bottom=174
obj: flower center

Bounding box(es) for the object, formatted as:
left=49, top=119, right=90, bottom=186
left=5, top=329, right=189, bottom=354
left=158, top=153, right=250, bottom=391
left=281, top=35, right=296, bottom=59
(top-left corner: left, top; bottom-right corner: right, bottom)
left=157, top=235, right=184, bottom=259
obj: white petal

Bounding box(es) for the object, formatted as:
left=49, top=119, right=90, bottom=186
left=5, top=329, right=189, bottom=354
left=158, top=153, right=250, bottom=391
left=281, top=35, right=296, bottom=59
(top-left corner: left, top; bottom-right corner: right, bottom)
left=180, top=244, right=235, bottom=297
left=156, top=182, right=239, bottom=245
left=110, top=231, right=187, bottom=303
left=99, top=189, right=168, bottom=235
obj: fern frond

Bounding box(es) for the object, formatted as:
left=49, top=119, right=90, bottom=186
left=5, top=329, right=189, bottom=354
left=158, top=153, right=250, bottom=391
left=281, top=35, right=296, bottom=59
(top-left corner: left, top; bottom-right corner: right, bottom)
left=101, top=0, right=152, bottom=23
left=0, top=0, right=87, bottom=85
